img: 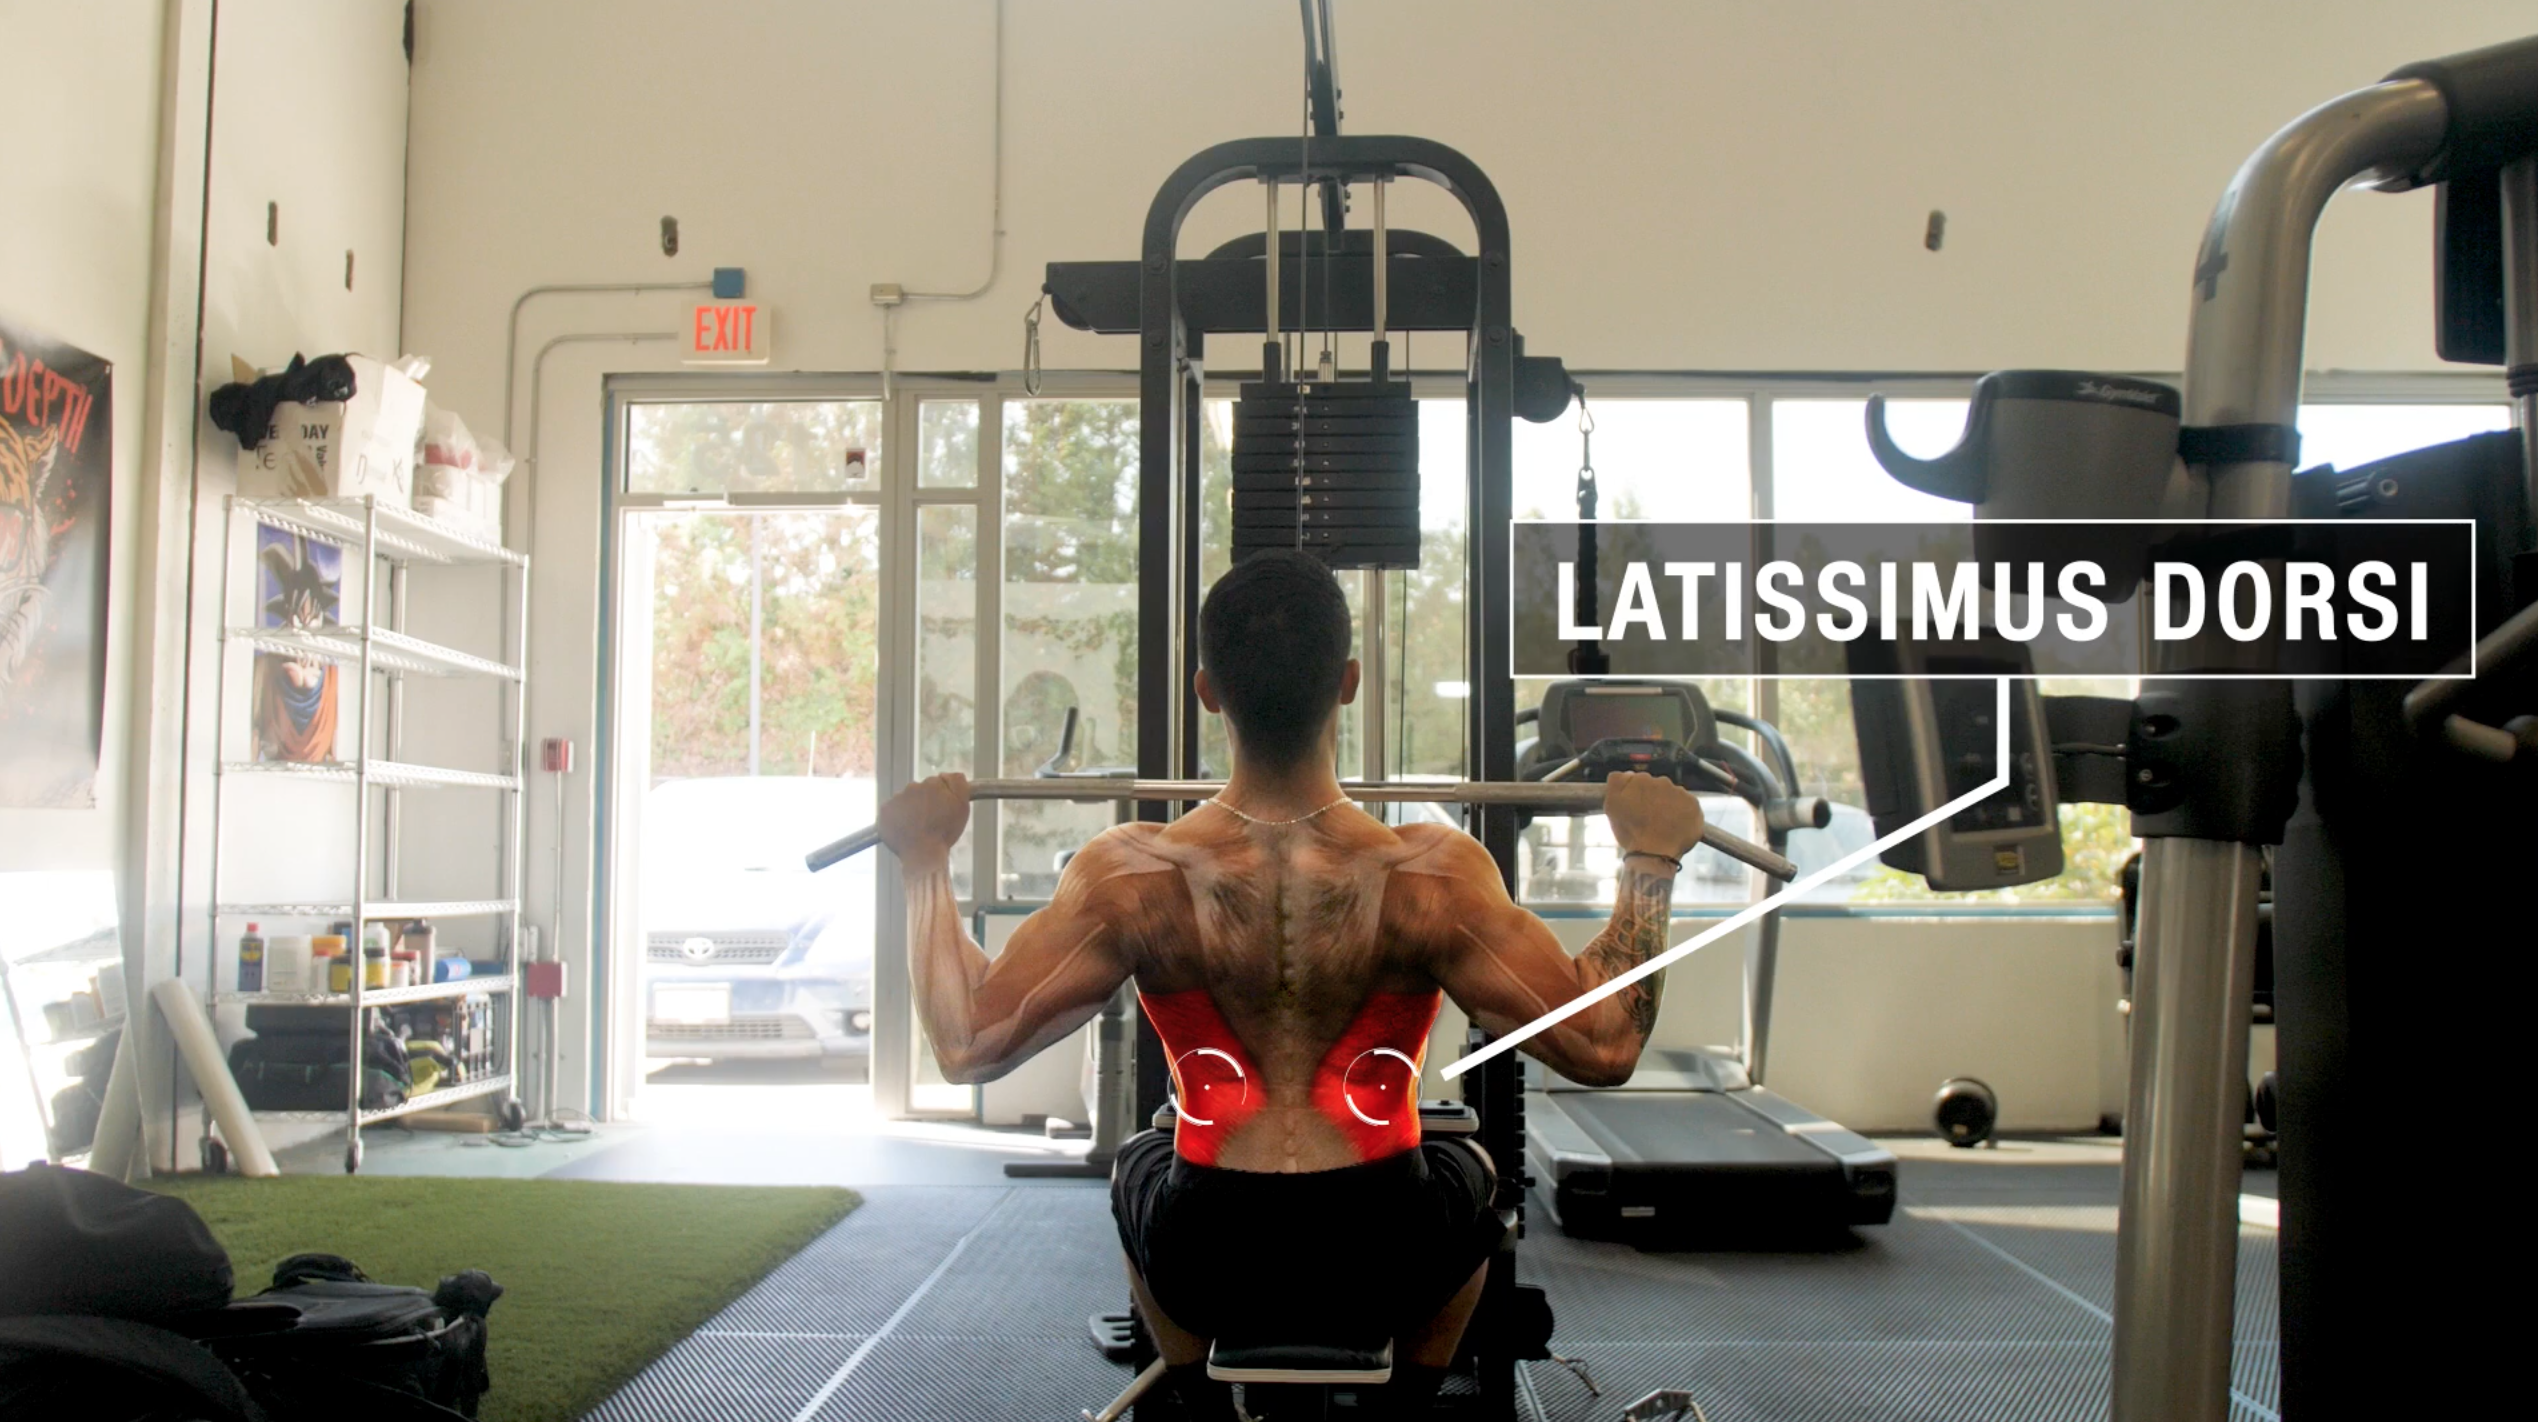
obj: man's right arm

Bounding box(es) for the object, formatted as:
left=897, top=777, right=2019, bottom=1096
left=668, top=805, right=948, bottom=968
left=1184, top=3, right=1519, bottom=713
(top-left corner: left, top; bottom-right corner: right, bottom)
left=1400, top=773, right=1706, bottom=1087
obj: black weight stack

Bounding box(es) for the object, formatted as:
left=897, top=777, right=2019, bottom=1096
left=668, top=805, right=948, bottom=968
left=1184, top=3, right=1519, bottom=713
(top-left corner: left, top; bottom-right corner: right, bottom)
left=1230, top=377, right=1421, bottom=569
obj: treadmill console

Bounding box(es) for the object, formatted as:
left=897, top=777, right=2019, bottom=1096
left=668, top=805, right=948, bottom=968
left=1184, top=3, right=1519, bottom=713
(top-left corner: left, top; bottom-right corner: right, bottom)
left=1527, top=681, right=1717, bottom=780
left=1848, top=633, right=2063, bottom=891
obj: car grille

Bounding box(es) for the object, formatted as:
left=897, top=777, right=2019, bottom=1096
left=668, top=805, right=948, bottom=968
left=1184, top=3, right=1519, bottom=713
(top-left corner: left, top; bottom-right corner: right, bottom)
left=648, top=933, right=785, bottom=965
left=646, top=1014, right=814, bottom=1042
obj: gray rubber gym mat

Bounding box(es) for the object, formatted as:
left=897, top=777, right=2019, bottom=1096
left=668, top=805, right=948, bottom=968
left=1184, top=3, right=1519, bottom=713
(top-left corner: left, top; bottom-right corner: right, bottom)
left=584, top=1153, right=2285, bottom=1421
left=706, top=1186, right=1017, bottom=1336
left=586, top=1332, right=867, bottom=1422
left=588, top=1186, right=1133, bottom=1422
left=804, top=1337, right=1131, bottom=1422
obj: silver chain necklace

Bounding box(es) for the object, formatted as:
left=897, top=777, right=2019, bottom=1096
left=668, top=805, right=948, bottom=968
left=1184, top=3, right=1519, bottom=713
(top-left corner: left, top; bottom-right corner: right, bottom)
left=1207, top=794, right=1352, bottom=828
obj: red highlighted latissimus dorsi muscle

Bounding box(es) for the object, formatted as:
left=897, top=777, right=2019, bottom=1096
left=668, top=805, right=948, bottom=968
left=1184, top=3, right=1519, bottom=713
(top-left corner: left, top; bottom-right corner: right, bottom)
left=1141, top=989, right=1442, bottom=1165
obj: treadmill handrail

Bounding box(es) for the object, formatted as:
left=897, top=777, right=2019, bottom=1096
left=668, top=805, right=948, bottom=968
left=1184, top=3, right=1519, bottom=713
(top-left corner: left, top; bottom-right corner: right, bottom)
left=1713, top=709, right=1800, bottom=794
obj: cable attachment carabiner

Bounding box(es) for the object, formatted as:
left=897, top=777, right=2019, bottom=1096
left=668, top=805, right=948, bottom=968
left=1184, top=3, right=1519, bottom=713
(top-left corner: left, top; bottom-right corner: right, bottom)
left=1022, top=295, right=1046, bottom=396
left=1575, top=386, right=1597, bottom=520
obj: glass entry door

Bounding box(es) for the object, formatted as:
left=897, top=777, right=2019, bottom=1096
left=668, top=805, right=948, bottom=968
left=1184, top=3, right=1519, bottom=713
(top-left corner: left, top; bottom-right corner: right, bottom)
left=606, top=384, right=989, bottom=1121
left=618, top=505, right=880, bottom=1109
left=608, top=394, right=898, bottom=1121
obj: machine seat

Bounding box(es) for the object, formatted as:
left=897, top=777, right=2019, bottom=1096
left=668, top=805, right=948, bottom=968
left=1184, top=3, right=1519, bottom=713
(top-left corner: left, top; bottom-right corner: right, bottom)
left=1207, top=1337, right=1394, bottom=1385
left=1156, top=1099, right=1479, bottom=1134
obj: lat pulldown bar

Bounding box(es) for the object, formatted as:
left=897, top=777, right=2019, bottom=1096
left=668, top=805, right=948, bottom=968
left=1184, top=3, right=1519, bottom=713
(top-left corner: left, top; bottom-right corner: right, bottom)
left=805, top=777, right=1800, bottom=881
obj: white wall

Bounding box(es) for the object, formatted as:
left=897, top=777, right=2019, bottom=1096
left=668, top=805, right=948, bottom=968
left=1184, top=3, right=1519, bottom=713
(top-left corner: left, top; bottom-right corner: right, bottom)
left=400, top=0, right=2535, bottom=1118
left=405, top=1, right=2538, bottom=382
left=0, top=0, right=165, bottom=872
left=0, top=0, right=412, bottom=1170
left=180, top=0, right=415, bottom=1160
left=1531, top=912, right=2124, bottom=1134
left=193, top=0, right=417, bottom=928
left=0, top=2, right=166, bottom=1166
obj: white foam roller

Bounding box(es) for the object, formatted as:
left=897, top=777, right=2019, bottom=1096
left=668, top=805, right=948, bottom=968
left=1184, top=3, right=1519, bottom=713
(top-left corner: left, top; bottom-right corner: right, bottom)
left=150, top=978, right=278, bottom=1177
left=86, top=1025, right=142, bottom=1181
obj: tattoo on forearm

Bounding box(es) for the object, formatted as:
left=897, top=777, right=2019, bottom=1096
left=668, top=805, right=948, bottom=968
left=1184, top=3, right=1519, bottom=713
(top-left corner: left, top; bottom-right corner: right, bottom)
left=1582, top=865, right=1676, bottom=1040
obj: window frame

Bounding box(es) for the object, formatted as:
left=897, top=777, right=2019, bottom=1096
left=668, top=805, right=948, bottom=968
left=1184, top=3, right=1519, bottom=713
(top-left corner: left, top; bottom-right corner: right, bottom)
left=604, top=369, right=2518, bottom=1027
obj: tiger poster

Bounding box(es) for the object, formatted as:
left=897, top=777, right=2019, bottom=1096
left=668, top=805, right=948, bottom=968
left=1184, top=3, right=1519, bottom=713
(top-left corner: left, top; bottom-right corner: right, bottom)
left=0, top=315, right=112, bottom=808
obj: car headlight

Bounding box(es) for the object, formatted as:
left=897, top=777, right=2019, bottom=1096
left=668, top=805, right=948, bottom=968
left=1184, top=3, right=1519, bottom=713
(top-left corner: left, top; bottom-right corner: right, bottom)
left=846, top=1009, right=873, bottom=1034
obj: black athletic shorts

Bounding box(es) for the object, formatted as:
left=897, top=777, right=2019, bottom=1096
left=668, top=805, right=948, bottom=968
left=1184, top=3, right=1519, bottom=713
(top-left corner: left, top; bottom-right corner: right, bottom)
left=1110, top=1128, right=1506, bottom=1343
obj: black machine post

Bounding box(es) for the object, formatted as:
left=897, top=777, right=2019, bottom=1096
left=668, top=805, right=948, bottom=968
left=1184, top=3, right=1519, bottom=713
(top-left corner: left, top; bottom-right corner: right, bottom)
left=2269, top=40, right=2538, bottom=1421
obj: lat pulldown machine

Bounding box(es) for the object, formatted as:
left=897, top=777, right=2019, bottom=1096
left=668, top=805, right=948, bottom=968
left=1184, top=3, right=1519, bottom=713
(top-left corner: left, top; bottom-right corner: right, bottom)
left=1033, top=72, right=1578, bottom=1415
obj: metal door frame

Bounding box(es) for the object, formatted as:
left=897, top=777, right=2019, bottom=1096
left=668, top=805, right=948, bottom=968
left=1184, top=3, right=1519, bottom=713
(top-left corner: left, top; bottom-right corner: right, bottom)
left=600, top=372, right=976, bottom=1119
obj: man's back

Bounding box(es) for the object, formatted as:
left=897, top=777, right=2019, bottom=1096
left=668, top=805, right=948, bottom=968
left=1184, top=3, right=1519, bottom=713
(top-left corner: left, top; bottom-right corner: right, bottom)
left=876, top=550, right=1708, bottom=1400
left=1098, top=805, right=1459, bottom=1173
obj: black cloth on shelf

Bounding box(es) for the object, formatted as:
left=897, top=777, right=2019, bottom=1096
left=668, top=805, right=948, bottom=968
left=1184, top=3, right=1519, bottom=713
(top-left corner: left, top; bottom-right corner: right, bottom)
left=208, top=354, right=359, bottom=449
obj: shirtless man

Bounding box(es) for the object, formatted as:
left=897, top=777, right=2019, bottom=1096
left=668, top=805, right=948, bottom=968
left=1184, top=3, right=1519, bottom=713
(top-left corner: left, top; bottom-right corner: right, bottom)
left=877, top=549, right=1705, bottom=1418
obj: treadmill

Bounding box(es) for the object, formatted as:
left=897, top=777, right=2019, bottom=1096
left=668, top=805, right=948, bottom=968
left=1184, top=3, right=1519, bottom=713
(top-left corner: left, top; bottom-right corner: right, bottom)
left=1515, top=680, right=1898, bottom=1240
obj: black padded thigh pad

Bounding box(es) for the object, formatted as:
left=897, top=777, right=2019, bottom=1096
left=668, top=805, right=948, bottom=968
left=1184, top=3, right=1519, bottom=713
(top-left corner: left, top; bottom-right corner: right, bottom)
left=1210, top=1339, right=1393, bottom=1373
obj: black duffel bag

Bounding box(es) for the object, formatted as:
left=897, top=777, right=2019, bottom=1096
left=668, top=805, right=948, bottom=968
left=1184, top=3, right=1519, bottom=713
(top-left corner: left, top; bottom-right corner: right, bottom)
left=228, top=1019, right=411, bottom=1112
left=0, top=1162, right=234, bottom=1318
left=0, top=1167, right=502, bottom=1421
left=226, top=1055, right=411, bottom=1113
left=202, top=1255, right=501, bottom=1420
left=0, top=1314, right=273, bottom=1422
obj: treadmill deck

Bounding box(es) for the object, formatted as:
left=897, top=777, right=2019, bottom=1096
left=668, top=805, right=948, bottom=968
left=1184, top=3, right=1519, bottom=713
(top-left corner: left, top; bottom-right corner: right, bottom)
left=1528, top=1081, right=1899, bottom=1239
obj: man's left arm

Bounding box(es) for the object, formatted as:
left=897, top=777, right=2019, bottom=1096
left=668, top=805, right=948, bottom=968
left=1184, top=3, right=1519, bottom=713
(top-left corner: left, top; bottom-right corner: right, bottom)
left=878, top=774, right=1140, bottom=1084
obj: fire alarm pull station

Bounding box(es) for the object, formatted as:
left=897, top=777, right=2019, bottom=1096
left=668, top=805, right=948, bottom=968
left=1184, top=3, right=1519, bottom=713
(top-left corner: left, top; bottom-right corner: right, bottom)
left=525, top=960, right=568, bottom=999
left=542, top=739, right=573, bottom=774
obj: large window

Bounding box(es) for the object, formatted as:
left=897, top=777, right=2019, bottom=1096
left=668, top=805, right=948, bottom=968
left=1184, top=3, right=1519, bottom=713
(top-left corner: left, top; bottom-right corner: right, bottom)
left=2293, top=403, right=2513, bottom=471
left=626, top=400, right=883, bottom=495
left=982, top=379, right=2511, bottom=912
left=998, top=400, right=1143, bottom=898
left=604, top=376, right=2510, bottom=1127
left=1763, top=390, right=2513, bottom=906
left=1510, top=398, right=1755, bottom=904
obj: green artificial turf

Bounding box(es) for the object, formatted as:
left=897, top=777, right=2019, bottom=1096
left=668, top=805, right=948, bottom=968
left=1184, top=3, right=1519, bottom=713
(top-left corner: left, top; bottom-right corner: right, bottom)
left=149, top=1175, right=858, bottom=1422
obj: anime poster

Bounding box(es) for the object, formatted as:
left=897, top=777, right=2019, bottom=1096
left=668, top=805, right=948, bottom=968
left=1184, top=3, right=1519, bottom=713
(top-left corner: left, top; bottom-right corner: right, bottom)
left=251, top=523, right=342, bottom=764
left=0, top=317, right=112, bottom=808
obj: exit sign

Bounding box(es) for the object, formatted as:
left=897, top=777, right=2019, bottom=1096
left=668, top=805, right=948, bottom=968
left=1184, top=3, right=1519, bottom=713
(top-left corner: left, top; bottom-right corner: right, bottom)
left=684, top=302, right=769, bottom=364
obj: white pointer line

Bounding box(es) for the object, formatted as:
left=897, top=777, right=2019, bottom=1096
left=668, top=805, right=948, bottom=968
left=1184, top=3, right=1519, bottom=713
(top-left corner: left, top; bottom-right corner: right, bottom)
left=1443, top=678, right=2014, bottom=1081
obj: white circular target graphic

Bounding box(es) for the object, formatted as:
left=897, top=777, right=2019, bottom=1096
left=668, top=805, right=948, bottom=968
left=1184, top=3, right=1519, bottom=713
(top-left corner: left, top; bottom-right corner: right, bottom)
left=1172, top=1047, right=1249, bottom=1126
left=1341, top=1048, right=1420, bottom=1127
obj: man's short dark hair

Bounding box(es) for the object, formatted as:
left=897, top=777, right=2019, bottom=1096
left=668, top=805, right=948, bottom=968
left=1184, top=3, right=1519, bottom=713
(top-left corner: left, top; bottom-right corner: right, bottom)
left=1199, top=550, right=1352, bottom=768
